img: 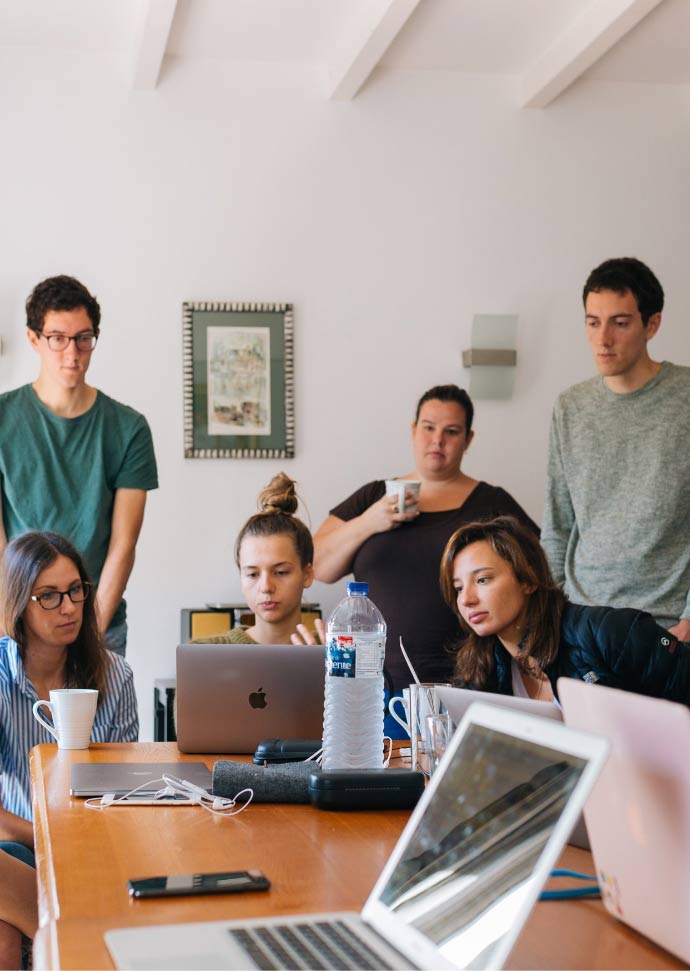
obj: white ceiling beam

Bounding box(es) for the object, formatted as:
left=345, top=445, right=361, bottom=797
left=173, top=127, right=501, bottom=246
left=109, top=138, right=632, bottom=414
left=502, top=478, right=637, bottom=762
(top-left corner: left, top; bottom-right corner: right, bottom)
left=327, top=0, right=422, bottom=101
left=131, top=0, right=178, bottom=90
left=520, top=0, right=665, bottom=109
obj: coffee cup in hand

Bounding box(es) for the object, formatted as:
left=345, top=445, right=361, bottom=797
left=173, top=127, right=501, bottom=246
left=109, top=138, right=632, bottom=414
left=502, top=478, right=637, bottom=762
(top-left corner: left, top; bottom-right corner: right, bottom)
left=385, top=480, right=421, bottom=515
left=32, top=689, right=98, bottom=750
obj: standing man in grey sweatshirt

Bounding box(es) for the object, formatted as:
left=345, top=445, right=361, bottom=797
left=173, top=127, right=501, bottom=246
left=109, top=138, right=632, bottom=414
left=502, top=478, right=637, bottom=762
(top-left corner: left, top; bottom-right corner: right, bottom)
left=542, top=257, right=690, bottom=642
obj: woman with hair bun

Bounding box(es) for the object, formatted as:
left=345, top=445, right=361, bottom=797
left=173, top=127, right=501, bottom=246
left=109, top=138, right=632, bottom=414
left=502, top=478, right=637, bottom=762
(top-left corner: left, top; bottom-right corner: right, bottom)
left=201, top=473, right=323, bottom=645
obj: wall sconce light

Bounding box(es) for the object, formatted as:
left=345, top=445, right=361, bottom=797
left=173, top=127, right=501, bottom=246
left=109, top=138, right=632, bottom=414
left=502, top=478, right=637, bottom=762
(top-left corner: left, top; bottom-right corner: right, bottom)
left=462, top=314, right=518, bottom=399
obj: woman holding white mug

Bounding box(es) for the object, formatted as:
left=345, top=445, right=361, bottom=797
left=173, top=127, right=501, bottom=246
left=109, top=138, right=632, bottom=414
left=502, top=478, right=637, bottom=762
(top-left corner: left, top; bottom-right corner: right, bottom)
left=0, top=531, right=138, bottom=966
left=314, top=384, right=538, bottom=694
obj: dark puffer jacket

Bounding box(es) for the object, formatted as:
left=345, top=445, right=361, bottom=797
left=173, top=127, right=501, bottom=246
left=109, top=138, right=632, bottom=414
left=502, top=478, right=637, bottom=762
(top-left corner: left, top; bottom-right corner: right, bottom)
left=479, top=602, right=690, bottom=704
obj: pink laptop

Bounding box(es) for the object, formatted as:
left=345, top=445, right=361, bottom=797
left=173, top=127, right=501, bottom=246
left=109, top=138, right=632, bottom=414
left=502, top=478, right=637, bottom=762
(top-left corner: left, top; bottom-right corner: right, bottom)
left=559, top=678, right=690, bottom=964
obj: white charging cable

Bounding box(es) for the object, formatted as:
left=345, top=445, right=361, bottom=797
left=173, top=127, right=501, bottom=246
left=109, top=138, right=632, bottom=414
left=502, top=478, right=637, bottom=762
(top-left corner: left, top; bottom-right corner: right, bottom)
left=84, top=777, right=169, bottom=810
left=85, top=774, right=253, bottom=817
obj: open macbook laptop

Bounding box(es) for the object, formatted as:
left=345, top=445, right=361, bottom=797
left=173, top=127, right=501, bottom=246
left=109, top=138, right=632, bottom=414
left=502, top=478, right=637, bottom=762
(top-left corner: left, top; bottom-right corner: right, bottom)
left=176, top=642, right=325, bottom=754
left=559, top=678, right=690, bottom=965
left=436, top=686, right=563, bottom=726
left=70, top=762, right=212, bottom=801
left=105, top=702, right=608, bottom=971
left=434, top=687, right=592, bottom=851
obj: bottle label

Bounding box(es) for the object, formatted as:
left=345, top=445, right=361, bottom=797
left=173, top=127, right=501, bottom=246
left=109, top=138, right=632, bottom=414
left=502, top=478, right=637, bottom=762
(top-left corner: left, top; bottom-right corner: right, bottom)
left=326, top=636, right=384, bottom=678
left=326, top=636, right=356, bottom=678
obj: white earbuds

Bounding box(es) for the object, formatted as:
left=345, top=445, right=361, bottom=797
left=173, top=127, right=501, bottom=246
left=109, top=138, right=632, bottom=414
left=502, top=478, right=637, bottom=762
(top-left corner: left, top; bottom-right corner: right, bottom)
left=155, top=786, right=176, bottom=800
left=160, top=775, right=253, bottom=816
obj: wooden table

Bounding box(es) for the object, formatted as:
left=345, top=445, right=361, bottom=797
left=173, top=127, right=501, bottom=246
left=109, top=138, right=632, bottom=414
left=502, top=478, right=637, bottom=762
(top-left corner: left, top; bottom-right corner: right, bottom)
left=30, top=742, right=683, bottom=970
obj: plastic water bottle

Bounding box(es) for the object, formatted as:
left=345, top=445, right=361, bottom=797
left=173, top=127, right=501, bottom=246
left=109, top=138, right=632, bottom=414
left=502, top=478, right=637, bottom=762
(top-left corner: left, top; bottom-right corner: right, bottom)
left=322, top=581, right=386, bottom=770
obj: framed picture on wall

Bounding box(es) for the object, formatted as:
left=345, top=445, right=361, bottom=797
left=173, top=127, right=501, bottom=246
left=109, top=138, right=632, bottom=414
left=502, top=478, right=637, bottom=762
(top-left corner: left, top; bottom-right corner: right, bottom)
left=182, top=302, right=294, bottom=458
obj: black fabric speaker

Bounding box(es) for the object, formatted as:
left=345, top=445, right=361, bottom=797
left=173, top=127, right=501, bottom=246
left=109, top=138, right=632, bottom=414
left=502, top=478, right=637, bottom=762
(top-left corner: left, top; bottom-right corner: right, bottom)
left=212, top=760, right=313, bottom=803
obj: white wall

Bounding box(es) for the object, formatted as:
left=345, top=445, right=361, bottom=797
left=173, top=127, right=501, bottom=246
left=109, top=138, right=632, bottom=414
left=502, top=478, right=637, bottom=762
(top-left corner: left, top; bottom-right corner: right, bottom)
left=1, top=51, right=689, bottom=738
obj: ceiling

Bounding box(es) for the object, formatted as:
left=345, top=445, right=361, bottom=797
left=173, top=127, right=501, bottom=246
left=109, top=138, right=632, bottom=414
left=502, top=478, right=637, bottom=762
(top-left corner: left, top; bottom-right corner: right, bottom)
left=0, top=0, right=688, bottom=103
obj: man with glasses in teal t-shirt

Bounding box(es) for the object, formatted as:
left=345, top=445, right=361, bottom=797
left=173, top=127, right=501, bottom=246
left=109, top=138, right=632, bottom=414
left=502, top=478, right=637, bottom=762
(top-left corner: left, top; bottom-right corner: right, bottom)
left=0, top=275, right=158, bottom=656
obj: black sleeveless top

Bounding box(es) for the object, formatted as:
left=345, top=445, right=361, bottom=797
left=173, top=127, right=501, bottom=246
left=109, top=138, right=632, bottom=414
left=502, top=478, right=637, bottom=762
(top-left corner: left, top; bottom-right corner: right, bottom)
left=330, top=480, right=539, bottom=690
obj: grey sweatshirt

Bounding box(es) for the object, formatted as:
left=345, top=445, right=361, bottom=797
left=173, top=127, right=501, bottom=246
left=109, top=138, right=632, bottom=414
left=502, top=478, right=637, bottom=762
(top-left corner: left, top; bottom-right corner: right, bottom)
left=542, top=361, right=690, bottom=627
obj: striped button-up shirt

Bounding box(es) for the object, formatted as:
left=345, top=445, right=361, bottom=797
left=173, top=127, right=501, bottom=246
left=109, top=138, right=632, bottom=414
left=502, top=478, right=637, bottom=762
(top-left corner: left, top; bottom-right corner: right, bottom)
left=0, top=636, right=139, bottom=821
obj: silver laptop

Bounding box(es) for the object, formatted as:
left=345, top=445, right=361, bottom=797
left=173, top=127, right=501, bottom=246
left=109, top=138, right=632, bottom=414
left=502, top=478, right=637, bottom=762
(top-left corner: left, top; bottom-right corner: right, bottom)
left=559, top=678, right=690, bottom=965
left=434, top=687, right=593, bottom=851
left=436, top=685, right=563, bottom=726
left=176, top=642, right=325, bottom=754
left=105, top=702, right=608, bottom=971
left=70, top=762, right=212, bottom=799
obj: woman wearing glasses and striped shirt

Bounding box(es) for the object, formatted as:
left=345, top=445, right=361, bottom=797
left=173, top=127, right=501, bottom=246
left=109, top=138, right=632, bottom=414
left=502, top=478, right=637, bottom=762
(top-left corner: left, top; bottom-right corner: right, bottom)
left=0, top=531, right=138, bottom=967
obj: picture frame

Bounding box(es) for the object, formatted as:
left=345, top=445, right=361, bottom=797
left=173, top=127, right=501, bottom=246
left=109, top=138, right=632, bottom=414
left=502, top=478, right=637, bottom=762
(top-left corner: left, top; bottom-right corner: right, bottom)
left=183, top=302, right=294, bottom=459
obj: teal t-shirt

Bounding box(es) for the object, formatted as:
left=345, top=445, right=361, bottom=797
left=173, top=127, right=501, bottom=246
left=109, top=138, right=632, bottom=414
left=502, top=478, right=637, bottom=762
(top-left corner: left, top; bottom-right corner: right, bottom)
left=0, top=385, right=158, bottom=628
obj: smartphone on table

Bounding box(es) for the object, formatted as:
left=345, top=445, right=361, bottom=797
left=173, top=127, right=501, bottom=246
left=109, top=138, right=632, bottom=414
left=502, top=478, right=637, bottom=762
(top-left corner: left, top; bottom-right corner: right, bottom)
left=128, top=869, right=270, bottom=898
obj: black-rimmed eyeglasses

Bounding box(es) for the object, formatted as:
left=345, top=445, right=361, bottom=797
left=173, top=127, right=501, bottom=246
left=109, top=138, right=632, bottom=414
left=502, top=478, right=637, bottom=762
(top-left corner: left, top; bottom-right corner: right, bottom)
left=29, top=582, right=91, bottom=610
left=39, top=332, right=98, bottom=352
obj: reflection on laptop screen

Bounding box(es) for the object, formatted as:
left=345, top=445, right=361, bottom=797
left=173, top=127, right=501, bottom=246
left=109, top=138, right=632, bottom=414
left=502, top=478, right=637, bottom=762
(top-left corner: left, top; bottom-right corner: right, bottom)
left=379, top=724, right=587, bottom=969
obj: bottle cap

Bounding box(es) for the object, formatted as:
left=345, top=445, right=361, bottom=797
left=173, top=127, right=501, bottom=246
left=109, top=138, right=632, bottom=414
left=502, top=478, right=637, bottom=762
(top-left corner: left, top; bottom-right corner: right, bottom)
left=346, top=581, right=369, bottom=597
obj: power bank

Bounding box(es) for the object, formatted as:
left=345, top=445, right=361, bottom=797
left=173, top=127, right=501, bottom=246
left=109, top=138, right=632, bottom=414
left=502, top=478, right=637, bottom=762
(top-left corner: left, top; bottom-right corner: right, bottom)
left=307, top=769, right=425, bottom=810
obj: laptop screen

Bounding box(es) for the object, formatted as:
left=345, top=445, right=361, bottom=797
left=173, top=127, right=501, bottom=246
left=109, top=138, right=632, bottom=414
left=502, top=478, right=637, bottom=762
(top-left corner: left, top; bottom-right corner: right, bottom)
left=378, top=722, right=587, bottom=969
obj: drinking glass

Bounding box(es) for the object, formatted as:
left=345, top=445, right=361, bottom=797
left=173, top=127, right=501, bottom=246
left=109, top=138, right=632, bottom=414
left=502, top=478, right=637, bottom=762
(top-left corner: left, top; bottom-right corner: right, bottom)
left=424, top=712, right=454, bottom=777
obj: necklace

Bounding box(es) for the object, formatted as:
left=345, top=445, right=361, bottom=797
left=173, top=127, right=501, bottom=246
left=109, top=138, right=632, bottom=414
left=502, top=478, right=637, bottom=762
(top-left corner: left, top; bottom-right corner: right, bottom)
left=512, top=631, right=552, bottom=701
left=525, top=666, right=554, bottom=702
left=516, top=646, right=548, bottom=701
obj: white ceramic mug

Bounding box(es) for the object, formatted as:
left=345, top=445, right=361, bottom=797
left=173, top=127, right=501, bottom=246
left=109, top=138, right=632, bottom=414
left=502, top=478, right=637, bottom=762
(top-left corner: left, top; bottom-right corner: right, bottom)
left=385, top=479, right=421, bottom=515
left=32, top=689, right=98, bottom=750
left=388, top=688, right=411, bottom=737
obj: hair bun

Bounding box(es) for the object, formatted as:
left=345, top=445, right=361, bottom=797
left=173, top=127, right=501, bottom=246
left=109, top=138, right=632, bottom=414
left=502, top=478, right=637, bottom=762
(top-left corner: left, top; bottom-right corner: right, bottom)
left=258, top=472, right=298, bottom=516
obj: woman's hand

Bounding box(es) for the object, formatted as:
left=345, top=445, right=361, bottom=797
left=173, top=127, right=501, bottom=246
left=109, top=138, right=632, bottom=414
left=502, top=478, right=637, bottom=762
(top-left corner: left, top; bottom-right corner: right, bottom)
left=361, top=490, right=419, bottom=533
left=312, top=484, right=419, bottom=584
left=291, top=618, right=326, bottom=646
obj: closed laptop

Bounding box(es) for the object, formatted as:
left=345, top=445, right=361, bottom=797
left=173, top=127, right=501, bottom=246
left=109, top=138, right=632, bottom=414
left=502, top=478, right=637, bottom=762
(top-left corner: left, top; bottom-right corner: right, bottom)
left=70, top=761, right=212, bottom=798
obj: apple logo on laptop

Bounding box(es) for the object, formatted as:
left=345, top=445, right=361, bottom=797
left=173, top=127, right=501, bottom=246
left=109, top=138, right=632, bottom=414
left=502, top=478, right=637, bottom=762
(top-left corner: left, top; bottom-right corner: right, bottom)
left=249, top=687, right=267, bottom=709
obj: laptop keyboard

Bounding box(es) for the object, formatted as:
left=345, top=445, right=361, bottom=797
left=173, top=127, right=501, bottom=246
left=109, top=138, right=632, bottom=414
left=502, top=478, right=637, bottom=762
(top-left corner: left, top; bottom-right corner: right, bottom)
left=229, top=919, right=398, bottom=970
